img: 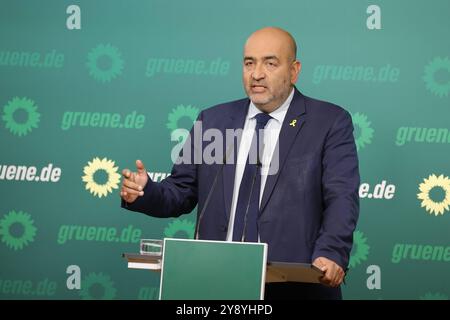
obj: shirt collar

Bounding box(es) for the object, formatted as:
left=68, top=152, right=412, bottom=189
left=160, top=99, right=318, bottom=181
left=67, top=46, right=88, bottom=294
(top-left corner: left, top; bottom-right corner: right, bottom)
left=247, top=88, right=295, bottom=123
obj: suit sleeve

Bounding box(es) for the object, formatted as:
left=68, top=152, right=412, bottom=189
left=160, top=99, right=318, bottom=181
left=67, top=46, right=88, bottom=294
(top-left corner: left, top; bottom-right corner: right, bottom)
left=121, top=113, right=201, bottom=218
left=311, top=110, right=360, bottom=269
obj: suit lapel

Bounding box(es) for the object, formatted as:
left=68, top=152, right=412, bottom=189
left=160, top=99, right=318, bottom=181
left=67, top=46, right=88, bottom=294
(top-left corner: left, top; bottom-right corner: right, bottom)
left=260, top=89, right=307, bottom=213
left=222, top=99, right=249, bottom=219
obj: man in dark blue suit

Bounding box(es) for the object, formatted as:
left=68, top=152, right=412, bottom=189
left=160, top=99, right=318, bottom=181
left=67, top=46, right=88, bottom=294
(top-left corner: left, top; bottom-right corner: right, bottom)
left=120, top=27, right=360, bottom=299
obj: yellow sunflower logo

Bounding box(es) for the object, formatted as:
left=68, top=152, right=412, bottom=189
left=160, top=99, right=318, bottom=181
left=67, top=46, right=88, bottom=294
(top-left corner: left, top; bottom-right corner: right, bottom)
left=417, top=174, right=450, bottom=216
left=82, top=157, right=121, bottom=198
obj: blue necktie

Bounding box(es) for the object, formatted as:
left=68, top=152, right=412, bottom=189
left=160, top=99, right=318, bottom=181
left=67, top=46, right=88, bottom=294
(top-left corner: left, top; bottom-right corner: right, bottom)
left=233, top=112, right=272, bottom=242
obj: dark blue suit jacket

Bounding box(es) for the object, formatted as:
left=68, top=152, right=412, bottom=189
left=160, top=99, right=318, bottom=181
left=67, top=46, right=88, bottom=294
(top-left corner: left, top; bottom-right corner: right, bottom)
left=123, top=88, right=360, bottom=298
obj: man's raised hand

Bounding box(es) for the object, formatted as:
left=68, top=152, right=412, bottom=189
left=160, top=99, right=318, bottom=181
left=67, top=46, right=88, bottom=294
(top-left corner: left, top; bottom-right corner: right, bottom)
left=120, top=160, right=148, bottom=203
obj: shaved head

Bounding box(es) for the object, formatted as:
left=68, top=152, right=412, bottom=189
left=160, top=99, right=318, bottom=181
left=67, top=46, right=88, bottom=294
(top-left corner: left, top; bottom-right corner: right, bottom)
left=242, top=27, right=301, bottom=113
left=246, top=27, right=297, bottom=61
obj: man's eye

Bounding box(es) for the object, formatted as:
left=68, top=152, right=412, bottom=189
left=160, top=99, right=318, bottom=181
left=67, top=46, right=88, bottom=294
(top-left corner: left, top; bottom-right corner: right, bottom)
left=245, top=61, right=253, bottom=66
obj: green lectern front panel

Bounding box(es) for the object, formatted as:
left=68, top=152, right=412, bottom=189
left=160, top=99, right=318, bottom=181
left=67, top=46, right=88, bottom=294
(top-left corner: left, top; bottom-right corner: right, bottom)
left=160, top=238, right=267, bottom=300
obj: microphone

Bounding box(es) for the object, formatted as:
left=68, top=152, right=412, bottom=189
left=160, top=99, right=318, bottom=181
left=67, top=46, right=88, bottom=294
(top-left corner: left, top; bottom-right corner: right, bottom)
left=240, top=158, right=261, bottom=242
left=241, top=127, right=266, bottom=242
left=194, top=144, right=234, bottom=240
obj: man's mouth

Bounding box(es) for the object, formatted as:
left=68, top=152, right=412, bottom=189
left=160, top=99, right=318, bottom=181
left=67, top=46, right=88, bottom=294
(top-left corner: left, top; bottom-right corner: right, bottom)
left=251, top=85, right=267, bottom=93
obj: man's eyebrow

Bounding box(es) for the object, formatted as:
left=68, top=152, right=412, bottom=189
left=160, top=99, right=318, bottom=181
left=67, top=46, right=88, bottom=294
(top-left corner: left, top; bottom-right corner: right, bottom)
left=243, top=55, right=280, bottom=61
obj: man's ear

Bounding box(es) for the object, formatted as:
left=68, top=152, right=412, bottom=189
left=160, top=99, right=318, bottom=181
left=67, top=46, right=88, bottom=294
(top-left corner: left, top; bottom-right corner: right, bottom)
left=291, top=60, right=301, bottom=84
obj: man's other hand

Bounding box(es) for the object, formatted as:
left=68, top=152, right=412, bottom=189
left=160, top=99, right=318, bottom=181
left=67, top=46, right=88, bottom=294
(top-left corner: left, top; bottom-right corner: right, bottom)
left=312, top=256, right=345, bottom=287
left=120, top=160, right=148, bottom=203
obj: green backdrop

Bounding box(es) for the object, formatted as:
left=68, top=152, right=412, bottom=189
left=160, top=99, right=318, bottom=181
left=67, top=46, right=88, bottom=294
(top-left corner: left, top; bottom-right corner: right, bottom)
left=0, top=0, right=449, bottom=300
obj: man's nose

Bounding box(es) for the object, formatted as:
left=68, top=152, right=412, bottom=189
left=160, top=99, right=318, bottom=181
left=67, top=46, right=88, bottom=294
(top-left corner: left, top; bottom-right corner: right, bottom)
left=252, top=64, right=265, bottom=81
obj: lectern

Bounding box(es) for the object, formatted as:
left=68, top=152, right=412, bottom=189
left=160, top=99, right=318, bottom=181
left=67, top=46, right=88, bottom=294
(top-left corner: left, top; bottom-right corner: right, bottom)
left=123, top=238, right=323, bottom=300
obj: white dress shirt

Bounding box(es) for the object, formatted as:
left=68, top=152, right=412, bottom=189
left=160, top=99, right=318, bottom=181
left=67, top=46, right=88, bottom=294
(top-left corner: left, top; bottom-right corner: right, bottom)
left=226, top=88, right=295, bottom=241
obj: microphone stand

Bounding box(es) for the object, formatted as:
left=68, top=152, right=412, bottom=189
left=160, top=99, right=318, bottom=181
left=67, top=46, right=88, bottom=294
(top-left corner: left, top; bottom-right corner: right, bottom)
left=241, top=159, right=261, bottom=242
left=194, top=144, right=234, bottom=240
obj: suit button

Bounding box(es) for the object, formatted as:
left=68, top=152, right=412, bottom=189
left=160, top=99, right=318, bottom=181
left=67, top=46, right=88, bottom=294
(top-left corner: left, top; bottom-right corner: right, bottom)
left=220, top=225, right=227, bottom=231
